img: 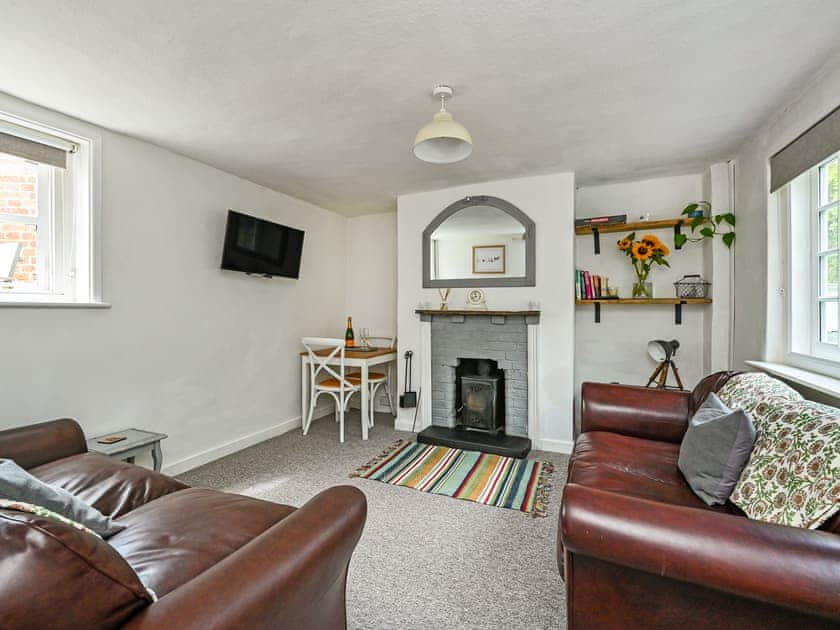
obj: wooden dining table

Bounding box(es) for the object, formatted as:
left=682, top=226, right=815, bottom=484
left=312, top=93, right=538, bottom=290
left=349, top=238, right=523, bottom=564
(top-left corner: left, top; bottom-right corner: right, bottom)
left=300, top=346, right=398, bottom=440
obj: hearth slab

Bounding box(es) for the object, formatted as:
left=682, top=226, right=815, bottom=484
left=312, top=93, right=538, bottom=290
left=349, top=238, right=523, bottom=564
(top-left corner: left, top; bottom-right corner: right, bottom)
left=416, top=426, right=531, bottom=458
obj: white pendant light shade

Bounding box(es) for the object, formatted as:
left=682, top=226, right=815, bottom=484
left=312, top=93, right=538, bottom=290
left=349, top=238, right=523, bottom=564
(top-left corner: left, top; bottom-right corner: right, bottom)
left=413, top=86, right=473, bottom=164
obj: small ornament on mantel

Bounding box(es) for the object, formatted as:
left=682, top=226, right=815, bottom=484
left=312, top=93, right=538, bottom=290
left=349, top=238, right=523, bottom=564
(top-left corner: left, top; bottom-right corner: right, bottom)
left=438, top=288, right=452, bottom=311
left=464, top=288, right=488, bottom=310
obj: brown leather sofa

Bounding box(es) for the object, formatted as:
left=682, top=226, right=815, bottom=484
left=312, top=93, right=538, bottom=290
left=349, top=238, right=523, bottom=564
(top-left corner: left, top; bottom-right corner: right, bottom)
left=559, top=372, right=840, bottom=629
left=0, top=418, right=367, bottom=630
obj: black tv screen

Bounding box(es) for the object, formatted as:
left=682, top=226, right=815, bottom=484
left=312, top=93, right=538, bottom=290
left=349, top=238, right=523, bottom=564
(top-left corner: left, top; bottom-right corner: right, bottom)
left=221, top=210, right=305, bottom=278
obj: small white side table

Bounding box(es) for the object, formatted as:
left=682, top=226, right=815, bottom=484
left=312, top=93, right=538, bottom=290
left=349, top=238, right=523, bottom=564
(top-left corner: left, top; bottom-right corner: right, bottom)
left=86, top=428, right=168, bottom=472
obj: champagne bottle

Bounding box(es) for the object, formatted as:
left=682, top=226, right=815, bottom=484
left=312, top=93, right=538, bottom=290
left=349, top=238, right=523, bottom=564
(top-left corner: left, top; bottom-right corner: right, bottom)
left=345, top=316, right=355, bottom=348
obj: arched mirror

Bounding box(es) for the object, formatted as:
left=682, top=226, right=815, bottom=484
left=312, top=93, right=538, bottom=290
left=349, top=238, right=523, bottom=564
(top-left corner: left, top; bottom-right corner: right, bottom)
left=423, top=195, right=535, bottom=288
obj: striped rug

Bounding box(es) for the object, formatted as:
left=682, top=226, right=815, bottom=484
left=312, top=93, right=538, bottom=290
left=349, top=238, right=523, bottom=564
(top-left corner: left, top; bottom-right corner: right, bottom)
left=351, top=440, right=554, bottom=517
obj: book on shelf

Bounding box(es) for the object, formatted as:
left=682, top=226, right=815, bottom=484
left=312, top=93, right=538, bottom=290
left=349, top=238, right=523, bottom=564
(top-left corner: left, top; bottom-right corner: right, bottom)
left=574, top=214, right=627, bottom=228
left=575, top=269, right=614, bottom=300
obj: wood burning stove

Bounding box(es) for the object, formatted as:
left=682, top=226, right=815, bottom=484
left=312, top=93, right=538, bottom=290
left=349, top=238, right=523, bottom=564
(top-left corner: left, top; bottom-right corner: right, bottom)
left=455, top=358, right=505, bottom=434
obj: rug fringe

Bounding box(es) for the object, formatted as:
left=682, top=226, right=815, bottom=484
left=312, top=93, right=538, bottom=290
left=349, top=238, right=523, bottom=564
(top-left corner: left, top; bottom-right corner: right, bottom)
left=531, top=461, right=555, bottom=518
left=349, top=439, right=409, bottom=478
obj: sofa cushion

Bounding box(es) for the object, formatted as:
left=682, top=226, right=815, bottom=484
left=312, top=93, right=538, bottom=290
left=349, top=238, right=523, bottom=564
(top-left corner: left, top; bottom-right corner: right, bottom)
left=678, top=394, right=756, bottom=505
left=30, top=452, right=187, bottom=518
left=0, top=458, right=124, bottom=536
left=730, top=398, right=839, bottom=529
left=568, top=432, right=730, bottom=512
left=108, top=487, right=295, bottom=597
left=0, top=506, right=153, bottom=630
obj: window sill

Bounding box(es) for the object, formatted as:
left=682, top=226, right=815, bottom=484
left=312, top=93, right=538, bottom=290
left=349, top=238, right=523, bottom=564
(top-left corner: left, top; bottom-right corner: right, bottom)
left=0, top=298, right=110, bottom=309
left=745, top=360, right=840, bottom=399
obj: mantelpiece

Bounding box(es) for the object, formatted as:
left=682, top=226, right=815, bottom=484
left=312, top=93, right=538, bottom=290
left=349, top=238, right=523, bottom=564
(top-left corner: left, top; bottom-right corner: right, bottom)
left=415, top=308, right=540, bottom=324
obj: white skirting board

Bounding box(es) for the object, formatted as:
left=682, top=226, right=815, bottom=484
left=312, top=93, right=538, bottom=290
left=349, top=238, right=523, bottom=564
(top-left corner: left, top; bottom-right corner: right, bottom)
left=395, top=416, right=421, bottom=433
left=533, top=438, right=574, bottom=454
left=162, top=402, right=332, bottom=476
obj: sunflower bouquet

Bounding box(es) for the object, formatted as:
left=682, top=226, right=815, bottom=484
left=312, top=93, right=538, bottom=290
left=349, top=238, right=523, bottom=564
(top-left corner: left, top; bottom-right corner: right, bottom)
left=617, top=233, right=670, bottom=298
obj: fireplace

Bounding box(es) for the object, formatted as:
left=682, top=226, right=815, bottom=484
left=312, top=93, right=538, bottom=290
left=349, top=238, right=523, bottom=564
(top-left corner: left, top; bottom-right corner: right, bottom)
left=415, top=310, right=537, bottom=458
left=456, top=358, right=504, bottom=434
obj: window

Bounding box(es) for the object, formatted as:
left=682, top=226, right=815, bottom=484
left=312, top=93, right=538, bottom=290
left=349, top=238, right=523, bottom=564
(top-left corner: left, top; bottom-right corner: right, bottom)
left=0, top=114, right=98, bottom=305
left=785, top=150, right=840, bottom=372
left=816, top=156, right=839, bottom=345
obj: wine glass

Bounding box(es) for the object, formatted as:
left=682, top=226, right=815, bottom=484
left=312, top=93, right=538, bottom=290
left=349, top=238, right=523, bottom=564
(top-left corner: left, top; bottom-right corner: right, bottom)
left=360, top=328, right=370, bottom=348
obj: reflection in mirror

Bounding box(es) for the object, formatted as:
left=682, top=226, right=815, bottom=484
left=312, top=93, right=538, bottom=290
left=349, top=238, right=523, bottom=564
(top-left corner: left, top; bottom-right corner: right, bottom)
left=429, top=205, right=526, bottom=280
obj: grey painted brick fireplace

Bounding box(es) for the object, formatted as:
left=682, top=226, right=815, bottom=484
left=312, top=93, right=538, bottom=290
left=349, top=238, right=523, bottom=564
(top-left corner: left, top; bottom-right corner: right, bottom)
left=427, top=313, right=533, bottom=437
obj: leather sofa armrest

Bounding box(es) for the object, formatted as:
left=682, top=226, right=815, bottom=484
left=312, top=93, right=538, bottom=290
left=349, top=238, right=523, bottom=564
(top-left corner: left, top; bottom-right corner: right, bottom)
left=0, top=419, right=87, bottom=469
left=580, top=382, right=690, bottom=443
left=124, top=485, right=367, bottom=629
left=560, top=484, right=840, bottom=621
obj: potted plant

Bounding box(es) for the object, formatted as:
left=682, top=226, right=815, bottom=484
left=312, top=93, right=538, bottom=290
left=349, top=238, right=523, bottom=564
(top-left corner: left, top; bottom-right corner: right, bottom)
left=617, top=233, right=671, bottom=298
left=675, top=202, right=736, bottom=248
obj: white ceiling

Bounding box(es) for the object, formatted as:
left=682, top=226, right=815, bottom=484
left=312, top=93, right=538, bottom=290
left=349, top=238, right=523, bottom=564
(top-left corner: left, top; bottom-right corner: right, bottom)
left=2, top=1, right=839, bottom=216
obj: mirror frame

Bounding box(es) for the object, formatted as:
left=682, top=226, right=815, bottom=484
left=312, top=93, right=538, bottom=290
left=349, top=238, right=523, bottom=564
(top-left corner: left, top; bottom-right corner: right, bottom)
left=422, top=195, right=536, bottom=288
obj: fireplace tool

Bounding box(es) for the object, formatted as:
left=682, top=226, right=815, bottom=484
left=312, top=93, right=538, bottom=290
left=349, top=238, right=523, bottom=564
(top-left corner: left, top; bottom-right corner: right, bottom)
left=400, top=350, right=417, bottom=408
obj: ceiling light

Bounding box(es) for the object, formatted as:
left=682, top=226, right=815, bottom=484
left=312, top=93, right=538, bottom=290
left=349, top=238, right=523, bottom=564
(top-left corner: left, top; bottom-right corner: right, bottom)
left=413, top=85, right=473, bottom=164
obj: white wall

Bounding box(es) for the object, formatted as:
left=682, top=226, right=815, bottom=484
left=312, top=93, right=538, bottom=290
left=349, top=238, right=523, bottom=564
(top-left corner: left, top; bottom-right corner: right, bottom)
left=574, top=174, right=716, bottom=427
left=397, top=173, right=576, bottom=452
left=0, top=93, right=347, bottom=474
left=344, top=212, right=398, bottom=412
left=733, top=49, right=840, bottom=367
left=345, top=212, right=397, bottom=337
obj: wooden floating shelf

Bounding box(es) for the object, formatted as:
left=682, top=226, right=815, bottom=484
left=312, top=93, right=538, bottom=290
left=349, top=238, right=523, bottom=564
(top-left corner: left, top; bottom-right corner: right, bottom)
left=575, top=297, right=711, bottom=324
left=574, top=217, right=688, bottom=236
left=575, top=217, right=689, bottom=255
left=575, top=298, right=711, bottom=305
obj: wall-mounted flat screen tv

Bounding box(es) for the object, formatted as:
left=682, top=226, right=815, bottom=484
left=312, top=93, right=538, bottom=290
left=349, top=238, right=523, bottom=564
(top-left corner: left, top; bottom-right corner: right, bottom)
left=221, top=210, right=305, bottom=278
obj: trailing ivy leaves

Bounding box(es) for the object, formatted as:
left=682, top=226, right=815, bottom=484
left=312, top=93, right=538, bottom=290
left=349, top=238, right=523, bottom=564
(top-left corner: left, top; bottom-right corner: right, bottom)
left=679, top=202, right=736, bottom=248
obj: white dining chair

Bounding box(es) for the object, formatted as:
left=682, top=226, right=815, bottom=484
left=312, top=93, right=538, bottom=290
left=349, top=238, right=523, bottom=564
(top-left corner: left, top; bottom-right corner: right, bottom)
left=353, top=334, right=397, bottom=428
left=301, top=337, right=362, bottom=443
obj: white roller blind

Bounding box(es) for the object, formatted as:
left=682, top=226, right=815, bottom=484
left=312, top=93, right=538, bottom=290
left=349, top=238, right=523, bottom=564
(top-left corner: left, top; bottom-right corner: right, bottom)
left=0, top=120, right=77, bottom=169
left=770, top=104, right=840, bottom=193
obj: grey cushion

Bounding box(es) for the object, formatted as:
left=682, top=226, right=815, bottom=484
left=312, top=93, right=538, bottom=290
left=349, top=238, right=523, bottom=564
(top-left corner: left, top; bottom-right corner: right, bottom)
left=0, top=458, right=124, bottom=537
left=678, top=393, right=757, bottom=506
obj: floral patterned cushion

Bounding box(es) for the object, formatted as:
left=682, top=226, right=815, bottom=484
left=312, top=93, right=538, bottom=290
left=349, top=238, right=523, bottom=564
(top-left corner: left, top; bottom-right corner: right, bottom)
left=717, top=372, right=803, bottom=424
left=730, top=398, right=839, bottom=529
left=0, top=499, right=100, bottom=537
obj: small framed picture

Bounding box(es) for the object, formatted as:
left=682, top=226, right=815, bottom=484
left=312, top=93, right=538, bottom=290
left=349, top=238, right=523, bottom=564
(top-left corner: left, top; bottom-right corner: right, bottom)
left=472, top=245, right=506, bottom=274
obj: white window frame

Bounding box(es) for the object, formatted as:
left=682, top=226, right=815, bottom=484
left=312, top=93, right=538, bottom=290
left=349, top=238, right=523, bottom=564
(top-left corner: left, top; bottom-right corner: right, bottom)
left=784, top=150, right=840, bottom=377
left=0, top=163, right=59, bottom=293
left=811, top=154, right=840, bottom=361
left=0, top=104, right=105, bottom=307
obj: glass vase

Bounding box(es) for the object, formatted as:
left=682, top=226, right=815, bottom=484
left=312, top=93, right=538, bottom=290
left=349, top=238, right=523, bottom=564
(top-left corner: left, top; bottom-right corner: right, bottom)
left=632, top=279, right=653, bottom=298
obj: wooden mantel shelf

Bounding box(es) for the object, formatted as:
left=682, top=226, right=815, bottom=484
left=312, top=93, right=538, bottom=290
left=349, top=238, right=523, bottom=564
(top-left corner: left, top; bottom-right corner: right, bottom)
left=415, top=308, right=540, bottom=324
left=575, top=297, right=711, bottom=324
left=415, top=309, right=540, bottom=316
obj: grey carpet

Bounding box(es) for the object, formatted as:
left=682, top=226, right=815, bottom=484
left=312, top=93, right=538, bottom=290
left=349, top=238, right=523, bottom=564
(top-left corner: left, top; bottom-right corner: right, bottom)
left=179, top=410, right=569, bottom=630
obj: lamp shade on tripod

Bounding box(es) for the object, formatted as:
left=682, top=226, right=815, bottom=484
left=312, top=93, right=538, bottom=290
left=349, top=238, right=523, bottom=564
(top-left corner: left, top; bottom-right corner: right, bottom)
left=647, top=339, right=679, bottom=362
left=646, top=339, right=683, bottom=389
